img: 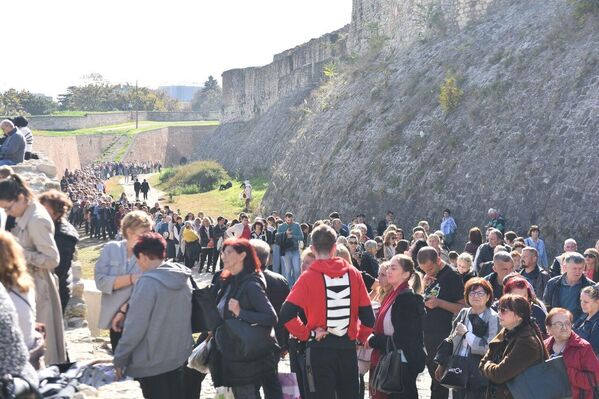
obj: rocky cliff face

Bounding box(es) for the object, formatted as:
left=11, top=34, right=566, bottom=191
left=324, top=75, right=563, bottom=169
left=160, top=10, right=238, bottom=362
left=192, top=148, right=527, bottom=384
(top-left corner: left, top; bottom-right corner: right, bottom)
left=194, top=0, right=599, bottom=252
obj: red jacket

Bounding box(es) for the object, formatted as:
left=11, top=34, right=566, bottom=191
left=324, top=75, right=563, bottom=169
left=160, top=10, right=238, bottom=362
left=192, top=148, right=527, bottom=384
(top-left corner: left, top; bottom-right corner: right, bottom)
left=281, top=257, right=374, bottom=343
left=544, top=332, right=599, bottom=399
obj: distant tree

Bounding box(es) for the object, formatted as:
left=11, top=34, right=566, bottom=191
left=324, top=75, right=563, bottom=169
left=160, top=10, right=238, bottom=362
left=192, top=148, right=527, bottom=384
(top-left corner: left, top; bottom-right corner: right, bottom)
left=21, top=93, right=57, bottom=115
left=0, top=89, right=26, bottom=116
left=191, top=76, right=222, bottom=117
left=203, top=75, right=219, bottom=92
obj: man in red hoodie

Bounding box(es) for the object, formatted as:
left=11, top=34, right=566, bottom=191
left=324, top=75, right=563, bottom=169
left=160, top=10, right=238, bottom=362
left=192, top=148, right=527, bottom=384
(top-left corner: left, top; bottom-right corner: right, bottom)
left=280, top=224, right=375, bottom=399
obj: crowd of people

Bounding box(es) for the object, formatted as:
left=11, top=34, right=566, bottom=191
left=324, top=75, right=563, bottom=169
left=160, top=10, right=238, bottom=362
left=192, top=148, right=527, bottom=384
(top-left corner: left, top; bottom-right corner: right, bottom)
left=89, top=161, right=162, bottom=181
left=1, top=166, right=599, bottom=399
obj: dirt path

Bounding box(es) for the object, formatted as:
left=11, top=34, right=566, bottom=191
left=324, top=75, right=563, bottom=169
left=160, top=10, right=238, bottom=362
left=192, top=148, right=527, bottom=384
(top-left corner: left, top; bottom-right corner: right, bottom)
left=119, top=173, right=166, bottom=205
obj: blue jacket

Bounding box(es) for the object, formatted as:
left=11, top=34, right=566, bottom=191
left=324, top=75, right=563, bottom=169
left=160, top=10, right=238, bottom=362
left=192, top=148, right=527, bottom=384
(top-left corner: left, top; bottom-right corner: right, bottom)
left=0, top=128, right=25, bottom=164
left=543, top=274, right=595, bottom=319
left=573, top=310, right=599, bottom=355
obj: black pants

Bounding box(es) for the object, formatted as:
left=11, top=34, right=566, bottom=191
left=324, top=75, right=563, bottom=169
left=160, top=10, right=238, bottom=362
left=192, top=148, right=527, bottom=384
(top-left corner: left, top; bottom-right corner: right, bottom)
left=255, top=356, right=283, bottom=399
left=200, top=248, right=216, bottom=272
left=289, top=339, right=307, bottom=399
left=110, top=328, right=122, bottom=354
left=424, top=332, right=449, bottom=399
left=54, top=264, right=71, bottom=313
left=136, top=366, right=184, bottom=399
left=182, top=366, right=207, bottom=399
left=306, top=346, right=360, bottom=399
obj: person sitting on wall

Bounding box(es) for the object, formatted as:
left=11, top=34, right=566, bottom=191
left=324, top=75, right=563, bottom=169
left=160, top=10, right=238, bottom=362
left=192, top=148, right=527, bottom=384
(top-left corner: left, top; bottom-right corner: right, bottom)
left=0, top=120, right=26, bottom=166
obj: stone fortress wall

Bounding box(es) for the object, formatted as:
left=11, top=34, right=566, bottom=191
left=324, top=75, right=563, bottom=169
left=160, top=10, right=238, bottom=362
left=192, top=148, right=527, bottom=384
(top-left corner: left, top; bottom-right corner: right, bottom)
left=221, top=0, right=504, bottom=124
left=24, top=111, right=219, bottom=131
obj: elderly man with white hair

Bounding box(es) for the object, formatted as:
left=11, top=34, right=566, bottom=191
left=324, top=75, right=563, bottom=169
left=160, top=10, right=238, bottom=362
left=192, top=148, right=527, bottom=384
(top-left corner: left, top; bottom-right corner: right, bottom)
left=0, top=119, right=26, bottom=166
left=550, top=238, right=578, bottom=277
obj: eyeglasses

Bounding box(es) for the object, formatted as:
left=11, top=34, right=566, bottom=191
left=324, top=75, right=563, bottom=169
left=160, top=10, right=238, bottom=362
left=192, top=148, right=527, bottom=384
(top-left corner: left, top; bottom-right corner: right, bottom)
left=348, top=241, right=358, bottom=245
left=549, top=321, right=572, bottom=329
left=468, top=290, right=487, bottom=298
left=584, top=254, right=597, bottom=259
left=498, top=306, right=512, bottom=314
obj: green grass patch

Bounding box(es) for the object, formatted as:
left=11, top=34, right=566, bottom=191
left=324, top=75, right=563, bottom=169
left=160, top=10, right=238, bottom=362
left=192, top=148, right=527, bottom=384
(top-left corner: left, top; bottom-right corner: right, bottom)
left=157, top=161, right=230, bottom=194
left=77, top=242, right=104, bottom=280
left=163, top=176, right=268, bottom=220
left=105, top=176, right=124, bottom=199
left=34, top=120, right=219, bottom=137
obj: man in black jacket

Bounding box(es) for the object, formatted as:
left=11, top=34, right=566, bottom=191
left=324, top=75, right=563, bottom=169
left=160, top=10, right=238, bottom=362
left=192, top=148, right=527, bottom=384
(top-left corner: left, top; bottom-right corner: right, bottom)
left=376, top=210, right=394, bottom=236
left=250, top=239, right=290, bottom=399
left=360, top=240, right=380, bottom=291
left=133, top=179, right=141, bottom=201
left=140, top=179, right=150, bottom=201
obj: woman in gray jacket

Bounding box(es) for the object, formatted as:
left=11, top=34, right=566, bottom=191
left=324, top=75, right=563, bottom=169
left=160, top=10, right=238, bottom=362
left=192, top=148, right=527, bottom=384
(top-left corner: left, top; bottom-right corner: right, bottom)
left=95, top=211, right=153, bottom=352
left=435, top=277, right=500, bottom=399
left=0, top=174, right=65, bottom=364
left=113, top=232, right=192, bottom=399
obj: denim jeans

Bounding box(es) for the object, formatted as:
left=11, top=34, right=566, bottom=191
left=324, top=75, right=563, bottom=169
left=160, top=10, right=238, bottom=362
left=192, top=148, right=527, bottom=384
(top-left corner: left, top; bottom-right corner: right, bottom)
left=282, top=249, right=301, bottom=286
left=0, top=159, right=16, bottom=166
left=272, top=244, right=281, bottom=274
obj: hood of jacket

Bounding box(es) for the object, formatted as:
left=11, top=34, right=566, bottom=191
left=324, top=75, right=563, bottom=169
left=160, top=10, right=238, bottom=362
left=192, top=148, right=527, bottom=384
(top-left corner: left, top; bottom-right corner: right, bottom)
left=143, top=261, right=191, bottom=290
left=309, top=257, right=350, bottom=278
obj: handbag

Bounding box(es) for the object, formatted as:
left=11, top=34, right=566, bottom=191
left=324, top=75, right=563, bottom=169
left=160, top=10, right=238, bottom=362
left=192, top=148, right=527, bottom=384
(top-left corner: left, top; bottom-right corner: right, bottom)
left=189, top=277, right=222, bottom=333
left=207, top=238, right=215, bottom=249
left=215, top=317, right=277, bottom=361
left=439, top=339, right=470, bottom=390
left=506, top=355, right=571, bottom=399
left=187, top=337, right=213, bottom=374
left=371, top=336, right=407, bottom=394
left=278, top=372, right=301, bottom=399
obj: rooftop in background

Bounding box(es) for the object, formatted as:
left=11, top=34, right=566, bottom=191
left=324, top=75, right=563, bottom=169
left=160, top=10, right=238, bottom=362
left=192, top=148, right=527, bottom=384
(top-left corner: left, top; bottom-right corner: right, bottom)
left=158, top=86, right=202, bottom=102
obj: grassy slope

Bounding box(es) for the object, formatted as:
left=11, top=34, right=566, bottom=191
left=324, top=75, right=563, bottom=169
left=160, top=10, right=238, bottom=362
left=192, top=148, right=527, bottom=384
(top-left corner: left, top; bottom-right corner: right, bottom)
left=152, top=174, right=268, bottom=219
left=34, top=120, right=219, bottom=137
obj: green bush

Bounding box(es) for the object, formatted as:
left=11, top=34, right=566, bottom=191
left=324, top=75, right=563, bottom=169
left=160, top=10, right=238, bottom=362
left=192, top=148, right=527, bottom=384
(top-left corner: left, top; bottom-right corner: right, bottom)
left=158, top=161, right=230, bottom=194
left=438, top=73, right=463, bottom=114
left=571, top=0, right=599, bottom=24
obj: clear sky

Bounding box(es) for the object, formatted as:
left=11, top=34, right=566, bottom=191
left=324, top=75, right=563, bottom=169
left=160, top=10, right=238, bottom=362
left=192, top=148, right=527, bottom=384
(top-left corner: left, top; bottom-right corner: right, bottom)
left=2, top=0, right=352, bottom=98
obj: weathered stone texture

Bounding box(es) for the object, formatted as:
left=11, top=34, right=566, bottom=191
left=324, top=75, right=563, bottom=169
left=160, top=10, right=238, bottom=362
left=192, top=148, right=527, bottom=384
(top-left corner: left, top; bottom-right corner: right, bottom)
left=195, top=0, right=599, bottom=254
left=222, top=27, right=349, bottom=123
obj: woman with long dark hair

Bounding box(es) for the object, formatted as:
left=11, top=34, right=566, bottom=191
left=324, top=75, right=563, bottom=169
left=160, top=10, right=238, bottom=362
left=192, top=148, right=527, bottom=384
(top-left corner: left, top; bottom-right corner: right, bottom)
left=480, top=294, right=548, bottom=399
left=366, top=254, right=426, bottom=399
left=464, top=227, right=483, bottom=257
left=210, top=238, right=282, bottom=399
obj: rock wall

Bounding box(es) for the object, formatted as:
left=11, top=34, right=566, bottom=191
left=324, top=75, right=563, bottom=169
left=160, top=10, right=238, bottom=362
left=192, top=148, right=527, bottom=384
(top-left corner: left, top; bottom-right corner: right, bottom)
left=34, top=136, right=82, bottom=175
left=221, top=27, right=349, bottom=123
left=122, top=125, right=218, bottom=166
left=348, top=0, right=506, bottom=53
left=194, top=0, right=599, bottom=254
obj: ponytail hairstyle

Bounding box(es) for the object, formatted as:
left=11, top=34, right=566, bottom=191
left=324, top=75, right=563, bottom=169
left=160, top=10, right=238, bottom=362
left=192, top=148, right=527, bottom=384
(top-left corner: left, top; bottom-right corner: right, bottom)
left=391, top=254, right=423, bottom=294
left=0, top=174, right=34, bottom=202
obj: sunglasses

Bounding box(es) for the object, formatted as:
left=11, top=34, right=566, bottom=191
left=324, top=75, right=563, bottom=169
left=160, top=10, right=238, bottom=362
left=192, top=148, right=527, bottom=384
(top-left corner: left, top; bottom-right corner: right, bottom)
left=348, top=241, right=358, bottom=245
left=584, top=254, right=597, bottom=259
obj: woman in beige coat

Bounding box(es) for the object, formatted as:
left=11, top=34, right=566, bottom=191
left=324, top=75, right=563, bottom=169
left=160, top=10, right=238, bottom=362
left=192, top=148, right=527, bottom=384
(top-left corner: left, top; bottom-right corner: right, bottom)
left=0, top=174, right=66, bottom=364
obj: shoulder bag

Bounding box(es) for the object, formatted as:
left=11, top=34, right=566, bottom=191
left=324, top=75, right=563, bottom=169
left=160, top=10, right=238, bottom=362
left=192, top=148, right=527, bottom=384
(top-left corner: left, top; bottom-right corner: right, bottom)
left=214, top=278, right=278, bottom=361
left=506, top=355, right=571, bottom=399
left=189, top=277, right=222, bottom=333
left=439, top=310, right=470, bottom=389
left=371, top=336, right=408, bottom=394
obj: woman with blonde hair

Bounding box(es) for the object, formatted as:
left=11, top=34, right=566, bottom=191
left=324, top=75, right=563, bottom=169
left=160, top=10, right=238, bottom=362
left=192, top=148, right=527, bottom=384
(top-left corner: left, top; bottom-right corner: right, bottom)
left=0, top=174, right=65, bottom=364
left=0, top=231, right=43, bottom=366
left=95, top=210, right=153, bottom=352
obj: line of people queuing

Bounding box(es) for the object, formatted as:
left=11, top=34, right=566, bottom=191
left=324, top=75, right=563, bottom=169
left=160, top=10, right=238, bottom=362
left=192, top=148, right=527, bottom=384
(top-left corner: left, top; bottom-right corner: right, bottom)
left=3, top=170, right=599, bottom=398
left=90, top=200, right=599, bottom=399
left=89, top=161, right=162, bottom=181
